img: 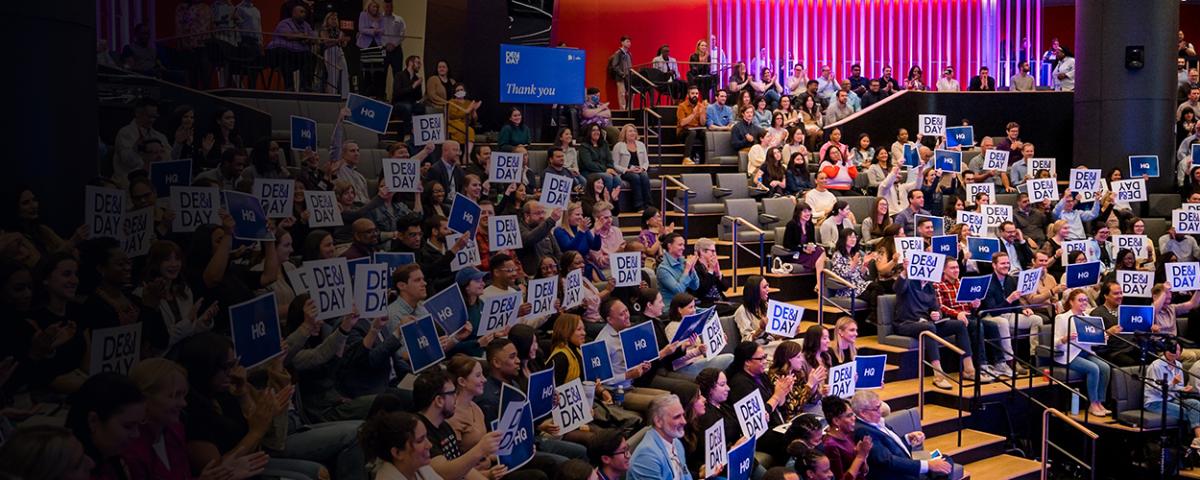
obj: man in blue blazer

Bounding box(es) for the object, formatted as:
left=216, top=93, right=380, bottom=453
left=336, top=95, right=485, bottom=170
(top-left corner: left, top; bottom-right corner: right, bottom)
left=629, top=395, right=692, bottom=480
left=851, top=390, right=952, bottom=480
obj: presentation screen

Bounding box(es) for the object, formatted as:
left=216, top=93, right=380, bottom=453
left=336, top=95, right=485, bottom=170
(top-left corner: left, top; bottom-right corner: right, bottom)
left=499, top=44, right=585, bottom=105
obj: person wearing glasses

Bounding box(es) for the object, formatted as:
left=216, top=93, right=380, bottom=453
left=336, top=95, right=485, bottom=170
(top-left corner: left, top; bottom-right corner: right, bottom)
left=629, top=395, right=693, bottom=480
left=589, top=428, right=633, bottom=480
left=725, top=342, right=794, bottom=432
left=414, top=368, right=503, bottom=480
left=851, top=390, right=954, bottom=479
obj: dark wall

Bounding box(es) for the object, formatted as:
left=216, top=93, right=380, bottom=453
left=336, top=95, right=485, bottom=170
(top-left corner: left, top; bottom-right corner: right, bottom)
left=825, top=91, right=1075, bottom=173
left=1074, top=0, right=1178, bottom=192
left=1, top=2, right=97, bottom=233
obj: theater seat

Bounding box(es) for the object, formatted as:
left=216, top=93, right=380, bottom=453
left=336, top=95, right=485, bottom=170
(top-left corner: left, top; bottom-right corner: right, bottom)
left=678, top=173, right=726, bottom=214
left=716, top=173, right=751, bottom=200
left=1112, top=365, right=1179, bottom=429
left=875, top=294, right=920, bottom=349
left=704, top=131, right=740, bottom=166
left=719, top=315, right=741, bottom=355
left=995, top=193, right=1019, bottom=207
left=1148, top=193, right=1182, bottom=218
left=842, top=196, right=875, bottom=225
left=1142, top=218, right=1168, bottom=243
left=721, top=198, right=775, bottom=243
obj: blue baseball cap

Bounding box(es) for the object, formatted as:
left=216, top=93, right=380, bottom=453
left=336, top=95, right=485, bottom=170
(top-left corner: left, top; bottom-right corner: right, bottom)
left=455, top=266, right=488, bottom=288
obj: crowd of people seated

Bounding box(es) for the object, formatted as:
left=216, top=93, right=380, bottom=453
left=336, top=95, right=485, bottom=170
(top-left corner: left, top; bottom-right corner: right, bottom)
left=30, top=17, right=1200, bottom=480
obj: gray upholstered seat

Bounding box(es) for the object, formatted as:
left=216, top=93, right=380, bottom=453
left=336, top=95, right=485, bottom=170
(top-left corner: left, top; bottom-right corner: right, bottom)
left=875, top=294, right=919, bottom=349
left=679, top=173, right=727, bottom=214
left=716, top=172, right=751, bottom=200
left=721, top=198, right=775, bottom=243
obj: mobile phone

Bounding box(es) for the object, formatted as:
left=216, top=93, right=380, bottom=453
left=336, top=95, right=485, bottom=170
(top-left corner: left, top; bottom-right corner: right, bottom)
left=930, top=449, right=943, bottom=460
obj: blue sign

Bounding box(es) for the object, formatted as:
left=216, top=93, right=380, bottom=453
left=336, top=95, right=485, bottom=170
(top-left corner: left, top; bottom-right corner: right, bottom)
left=1073, top=316, right=1107, bottom=345
left=1128, top=155, right=1159, bottom=178
left=671, top=306, right=715, bottom=343
left=945, top=126, right=974, bottom=148
left=223, top=191, right=273, bottom=241
left=346, top=93, right=394, bottom=134
left=854, top=354, right=888, bottom=389
left=149, top=159, right=191, bottom=197
left=498, top=44, right=586, bottom=105
left=497, top=384, right=536, bottom=471
left=373, top=251, right=416, bottom=274
left=934, top=149, right=962, bottom=173
left=290, top=115, right=317, bottom=151
left=447, top=193, right=482, bottom=234
left=728, top=436, right=758, bottom=480
left=526, top=367, right=556, bottom=421
left=619, top=322, right=660, bottom=369
left=1118, top=305, right=1154, bottom=333
left=903, top=144, right=919, bottom=167
left=400, top=315, right=446, bottom=373
left=931, top=235, right=958, bottom=258
left=1194, top=145, right=1200, bottom=170
left=346, top=257, right=370, bottom=285
left=228, top=292, right=283, bottom=369
left=424, top=284, right=469, bottom=335
left=955, top=275, right=991, bottom=303
left=967, top=237, right=1000, bottom=261
left=916, top=214, right=945, bottom=236
left=581, top=340, right=614, bottom=383
left=1065, top=261, right=1103, bottom=288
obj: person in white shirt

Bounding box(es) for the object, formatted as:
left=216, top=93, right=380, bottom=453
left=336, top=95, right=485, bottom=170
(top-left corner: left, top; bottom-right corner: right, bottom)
left=114, top=99, right=169, bottom=187
left=935, top=66, right=960, bottom=92
left=1053, top=48, right=1075, bottom=92
left=818, top=200, right=856, bottom=248
left=1144, top=339, right=1200, bottom=449
left=803, top=172, right=838, bottom=220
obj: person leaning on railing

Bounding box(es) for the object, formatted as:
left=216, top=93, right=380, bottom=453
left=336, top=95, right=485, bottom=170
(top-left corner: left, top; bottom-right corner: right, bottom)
left=266, top=3, right=317, bottom=91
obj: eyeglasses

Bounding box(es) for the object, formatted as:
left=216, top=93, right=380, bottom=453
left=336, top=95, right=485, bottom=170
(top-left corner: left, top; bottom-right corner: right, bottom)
left=440, top=390, right=458, bottom=397
left=611, top=449, right=631, bottom=457
left=750, top=356, right=768, bottom=361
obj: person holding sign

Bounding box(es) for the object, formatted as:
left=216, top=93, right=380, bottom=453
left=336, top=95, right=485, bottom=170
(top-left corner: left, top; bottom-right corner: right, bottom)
left=894, top=255, right=975, bottom=390
left=978, top=251, right=1045, bottom=376
left=555, top=203, right=605, bottom=281
left=933, top=262, right=1000, bottom=382
left=1052, top=186, right=1102, bottom=240
left=1089, top=281, right=1139, bottom=367
left=819, top=396, right=873, bottom=480
left=412, top=369, right=505, bottom=480
left=1149, top=284, right=1200, bottom=362
left=1053, top=289, right=1113, bottom=417
left=359, top=411, right=442, bottom=480
left=427, top=141, right=467, bottom=210
left=1143, top=339, right=1200, bottom=449
left=596, top=298, right=674, bottom=406
left=726, top=342, right=794, bottom=431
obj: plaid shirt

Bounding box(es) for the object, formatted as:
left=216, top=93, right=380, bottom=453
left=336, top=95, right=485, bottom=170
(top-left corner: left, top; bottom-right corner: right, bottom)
left=933, top=280, right=971, bottom=318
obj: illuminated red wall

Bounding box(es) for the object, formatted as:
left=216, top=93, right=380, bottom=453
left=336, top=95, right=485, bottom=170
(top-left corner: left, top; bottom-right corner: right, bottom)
left=553, top=0, right=708, bottom=104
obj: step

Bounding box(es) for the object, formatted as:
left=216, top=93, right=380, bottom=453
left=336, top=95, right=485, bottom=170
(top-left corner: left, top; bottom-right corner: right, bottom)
left=917, top=404, right=974, bottom=437
left=962, top=454, right=1042, bottom=480
left=654, top=163, right=741, bottom=175
left=924, top=428, right=1007, bottom=465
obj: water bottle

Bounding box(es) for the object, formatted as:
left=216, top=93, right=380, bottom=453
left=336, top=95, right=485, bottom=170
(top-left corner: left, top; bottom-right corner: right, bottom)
left=615, top=385, right=626, bottom=405
left=1070, top=392, right=1080, bottom=416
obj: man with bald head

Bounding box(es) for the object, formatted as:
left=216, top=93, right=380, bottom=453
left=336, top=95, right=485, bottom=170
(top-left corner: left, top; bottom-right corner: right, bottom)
left=329, top=107, right=369, bottom=205
left=426, top=139, right=466, bottom=209
left=342, top=218, right=384, bottom=259
left=516, top=199, right=563, bottom=274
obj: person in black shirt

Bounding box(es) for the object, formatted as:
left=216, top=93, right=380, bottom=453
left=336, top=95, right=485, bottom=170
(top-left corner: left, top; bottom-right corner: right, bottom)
left=414, top=368, right=501, bottom=480
left=689, top=237, right=734, bottom=316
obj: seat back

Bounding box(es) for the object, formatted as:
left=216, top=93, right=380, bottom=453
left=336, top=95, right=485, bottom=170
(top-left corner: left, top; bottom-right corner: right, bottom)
left=1111, top=365, right=1143, bottom=413
left=876, top=294, right=897, bottom=337
left=528, top=149, right=549, bottom=177
left=1143, top=218, right=1169, bottom=243
left=996, top=193, right=1019, bottom=207
left=885, top=408, right=922, bottom=438
left=720, top=315, right=741, bottom=354
left=1149, top=193, right=1182, bottom=218
left=642, top=267, right=657, bottom=290
left=716, top=173, right=751, bottom=200
left=680, top=173, right=717, bottom=204
left=762, top=197, right=797, bottom=229
left=724, top=199, right=763, bottom=228
left=707, top=131, right=736, bottom=157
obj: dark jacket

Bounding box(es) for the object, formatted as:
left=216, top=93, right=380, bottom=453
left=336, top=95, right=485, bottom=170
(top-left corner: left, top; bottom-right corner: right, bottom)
left=967, top=75, right=995, bottom=91
left=979, top=273, right=1019, bottom=315
left=337, top=318, right=404, bottom=398
left=578, top=141, right=614, bottom=177
left=425, top=160, right=466, bottom=209
left=516, top=218, right=560, bottom=275
left=853, top=418, right=921, bottom=480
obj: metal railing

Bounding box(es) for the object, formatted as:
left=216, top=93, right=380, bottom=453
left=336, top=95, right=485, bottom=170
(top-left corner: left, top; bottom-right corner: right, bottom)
left=642, top=108, right=664, bottom=171
left=659, top=175, right=692, bottom=240
left=917, top=330, right=966, bottom=447
left=1040, top=408, right=1098, bottom=480
left=815, top=269, right=858, bottom=326
left=724, top=216, right=767, bottom=280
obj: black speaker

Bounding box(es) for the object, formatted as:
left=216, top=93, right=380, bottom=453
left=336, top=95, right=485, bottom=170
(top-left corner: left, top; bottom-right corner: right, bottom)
left=1126, top=45, right=1145, bottom=70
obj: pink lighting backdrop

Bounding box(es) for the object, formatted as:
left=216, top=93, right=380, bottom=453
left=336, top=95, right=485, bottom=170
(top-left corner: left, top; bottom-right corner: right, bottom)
left=708, top=0, right=1045, bottom=88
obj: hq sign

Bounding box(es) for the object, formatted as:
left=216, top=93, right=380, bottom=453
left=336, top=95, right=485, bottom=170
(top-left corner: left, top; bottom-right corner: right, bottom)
left=499, top=44, right=585, bottom=104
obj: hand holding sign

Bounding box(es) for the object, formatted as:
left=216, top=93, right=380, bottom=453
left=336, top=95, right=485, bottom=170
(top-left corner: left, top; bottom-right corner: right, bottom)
left=765, top=300, right=804, bottom=338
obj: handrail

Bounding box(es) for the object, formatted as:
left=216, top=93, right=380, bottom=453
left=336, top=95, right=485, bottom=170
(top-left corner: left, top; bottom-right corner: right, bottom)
left=917, top=330, right=965, bottom=447
left=1041, top=408, right=1098, bottom=480
left=659, top=175, right=692, bottom=241
left=724, top=215, right=767, bottom=279
left=644, top=108, right=662, bottom=119
left=816, top=269, right=857, bottom=326
left=641, top=107, right=664, bottom=178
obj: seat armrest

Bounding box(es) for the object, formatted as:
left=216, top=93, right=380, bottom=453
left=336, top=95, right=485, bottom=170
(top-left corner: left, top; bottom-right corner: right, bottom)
left=712, top=187, right=733, bottom=198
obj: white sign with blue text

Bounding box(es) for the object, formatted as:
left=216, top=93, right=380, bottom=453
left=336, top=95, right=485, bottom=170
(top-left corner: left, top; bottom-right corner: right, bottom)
left=479, top=291, right=522, bottom=336
left=919, top=114, right=947, bottom=137
left=383, top=158, right=422, bottom=193
left=489, top=215, right=523, bottom=251
left=412, top=113, right=446, bottom=146
left=446, top=232, right=481, bottom=272
left=905, top=251, right=946, bottom=282
left=254, top=179, right=294, bottom=218
left=766, top=300, right=804, bottom=338
left=353, top=263, right=389, bottom=319
left=539, top=172, right=573, bottom=210
left=1168, top=262, right=1200, bottom=292
left=304, top=190, right=342, bottom=228
left=611, top=251, right=643, bottom=287
left=85, top=185, right=125, bottom=239
left=305, top=258, right=353, bottom=321
left=489, top=152, right=525, bottom=184
left=526, top=276, right=558, bottom=321
left=171, top=186, right=219, bottom=233
left=733, top=390, right=768, bottom=439
left=562, top=268, right=584, bottom=310
left=553, top=379, right=593, bottom=435
left=1113, top=179, right=1147, bottom=203
left=1118, top=270, right=1152, bottom=298
left=828, top=361, right=856, bottom=399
